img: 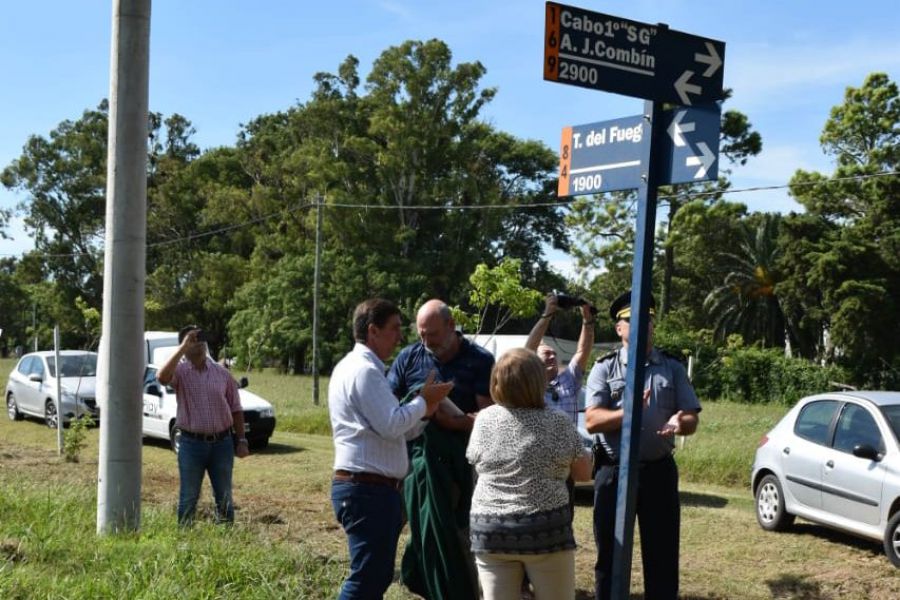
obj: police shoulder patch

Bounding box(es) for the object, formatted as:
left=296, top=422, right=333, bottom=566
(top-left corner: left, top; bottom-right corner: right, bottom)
left=595, top=349, right=619, bottom=364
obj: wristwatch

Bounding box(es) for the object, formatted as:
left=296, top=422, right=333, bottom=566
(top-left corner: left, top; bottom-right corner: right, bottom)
left=237, top=438, right=248, bottom=444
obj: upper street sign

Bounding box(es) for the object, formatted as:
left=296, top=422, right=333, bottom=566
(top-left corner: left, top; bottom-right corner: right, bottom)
left=544, top=2, right=725, bottom=105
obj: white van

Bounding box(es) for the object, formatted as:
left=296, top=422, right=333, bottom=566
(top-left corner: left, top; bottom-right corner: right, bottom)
left=141, top=332, right=276, bottom=451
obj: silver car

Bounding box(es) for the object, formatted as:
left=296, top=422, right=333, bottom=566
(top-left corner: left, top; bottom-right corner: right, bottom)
left=5, top=351, right=99, bottom=428
left=751, top=391, right=900, bottom=567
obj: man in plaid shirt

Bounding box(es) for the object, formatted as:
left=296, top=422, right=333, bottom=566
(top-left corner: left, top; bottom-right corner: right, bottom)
left=158, top=325, right=248, bottom=525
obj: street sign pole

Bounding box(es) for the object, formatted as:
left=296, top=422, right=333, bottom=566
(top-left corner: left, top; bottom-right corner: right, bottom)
left=611, top=99, right=666, bottom=600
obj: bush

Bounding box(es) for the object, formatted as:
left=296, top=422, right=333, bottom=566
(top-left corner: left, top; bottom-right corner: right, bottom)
left=63, top=414, right=95, bottom=462
left=718, top=343, right=849, bottom=404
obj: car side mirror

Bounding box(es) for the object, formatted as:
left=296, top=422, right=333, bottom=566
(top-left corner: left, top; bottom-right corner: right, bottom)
left=28, top=374, right=43, bottom=383
left=239, top=376, right=249, bottom=389
left=146, top=383, right=163, bottom=397
left=852, top=444, right=881, bottom=461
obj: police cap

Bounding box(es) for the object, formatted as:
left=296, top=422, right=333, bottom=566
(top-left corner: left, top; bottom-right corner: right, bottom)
left=609, top=290, right=656, bottom=321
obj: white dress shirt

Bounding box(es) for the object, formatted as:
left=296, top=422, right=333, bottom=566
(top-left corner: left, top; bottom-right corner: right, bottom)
left=329, top=343, right=429, bottom=479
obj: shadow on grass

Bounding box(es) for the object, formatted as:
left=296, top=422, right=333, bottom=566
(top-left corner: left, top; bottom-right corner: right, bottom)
left=572, top=487, right=728, bottom=510
left=576, top=591, right=727, bottom=599
left=789, top=521, right=883, bottom=557
left=252, top=442, right=304, bottom=455
left=680, top=490, right=728, bottom=509
left=765, top=573, right=832, bottom=600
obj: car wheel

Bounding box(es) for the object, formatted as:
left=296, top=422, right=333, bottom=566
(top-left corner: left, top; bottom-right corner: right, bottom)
left=755, top=474, right=795, bottom=531
left=883, top=511, right=900, bottom=567
left=250, top=437, right=269, bottom=451
left=45, top=399, right=59, bottom=429
left=170, top=424, right=182, bottom=454
left=6, top=393, right=23, bottom=421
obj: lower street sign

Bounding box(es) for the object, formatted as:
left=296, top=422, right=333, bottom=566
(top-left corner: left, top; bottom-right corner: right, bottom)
left=558, top=104, right=720, bottom=196
left=558, top=115, right=646, bottom=196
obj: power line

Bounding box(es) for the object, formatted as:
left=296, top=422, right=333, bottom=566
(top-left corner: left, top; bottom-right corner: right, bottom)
left=2, top=170, right=897, bottom=259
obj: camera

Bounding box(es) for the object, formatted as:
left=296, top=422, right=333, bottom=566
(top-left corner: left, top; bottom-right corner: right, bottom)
left=554, top=292, right=598, bottom=315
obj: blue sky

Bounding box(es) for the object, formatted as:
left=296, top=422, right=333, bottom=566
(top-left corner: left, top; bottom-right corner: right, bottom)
left=2, top=1, right=898, bottom=271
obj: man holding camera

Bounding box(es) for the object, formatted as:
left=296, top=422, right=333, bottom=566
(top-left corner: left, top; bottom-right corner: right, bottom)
left=525, top=293, right=595, bottom=426
left=158, top=325, right=248, bottom=526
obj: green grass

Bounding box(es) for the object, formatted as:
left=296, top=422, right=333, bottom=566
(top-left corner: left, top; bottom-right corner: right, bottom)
left=238, top=368, right=331, bottom=435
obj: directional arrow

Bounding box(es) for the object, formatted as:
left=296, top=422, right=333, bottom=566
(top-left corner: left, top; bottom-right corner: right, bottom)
left=667, top=110, right=695, bottom=147
left=685, top=141, right=716, bottom=179
left=674, top=70, right=702, bottom=105
left=694, top=41, right=722, bottom=78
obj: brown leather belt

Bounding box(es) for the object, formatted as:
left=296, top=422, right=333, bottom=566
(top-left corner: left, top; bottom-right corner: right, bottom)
left=180, top=428, right=232, bottom=442
left=333, top=469, right=402, bottom=490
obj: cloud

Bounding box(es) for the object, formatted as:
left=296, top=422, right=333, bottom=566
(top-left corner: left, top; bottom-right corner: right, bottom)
left=727, top=36, right=900, bottom=109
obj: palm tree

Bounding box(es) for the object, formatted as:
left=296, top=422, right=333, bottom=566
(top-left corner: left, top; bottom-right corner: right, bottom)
left=704, top=215, right=791, bottom=349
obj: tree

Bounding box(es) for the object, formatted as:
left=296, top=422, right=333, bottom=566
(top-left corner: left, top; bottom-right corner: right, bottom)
left=780, top=73, right=900, bottom=386
left=703, top=214, right=790, bottom=349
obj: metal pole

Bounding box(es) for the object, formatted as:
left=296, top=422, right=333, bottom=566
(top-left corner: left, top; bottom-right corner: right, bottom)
left=54, top=326, right=63, bottom=455
left=32, top=303, right=37, bottom=352
left=97, top=0, right=151, bottom=534
left=311, top=194, right=323, bottom=405
left=610, top=99, right=667, bottom=599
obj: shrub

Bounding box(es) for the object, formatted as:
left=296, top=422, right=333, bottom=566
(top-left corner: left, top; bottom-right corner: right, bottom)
left=63, top=414, right=95, bottom=462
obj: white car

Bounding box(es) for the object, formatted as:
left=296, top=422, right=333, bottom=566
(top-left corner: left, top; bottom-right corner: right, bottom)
left=6, top=351, right=99, bottom=427
left=751, top=391, right=900, bottom=567
left=141, top=364, right=276, bottom=452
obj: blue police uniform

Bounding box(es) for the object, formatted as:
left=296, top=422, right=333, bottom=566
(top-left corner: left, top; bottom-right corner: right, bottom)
left=586, top=344, right=701, bottom=600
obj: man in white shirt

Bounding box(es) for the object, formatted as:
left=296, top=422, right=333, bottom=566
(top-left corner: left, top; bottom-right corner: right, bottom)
left=329, top=298, right=453, bottom=600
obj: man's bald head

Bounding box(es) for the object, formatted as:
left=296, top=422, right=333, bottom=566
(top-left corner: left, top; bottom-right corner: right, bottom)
left=416, top=299, right=458, bottom=361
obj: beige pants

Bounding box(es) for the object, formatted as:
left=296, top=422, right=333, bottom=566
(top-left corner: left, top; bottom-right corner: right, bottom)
left=475, top=549, right=575, bottom=600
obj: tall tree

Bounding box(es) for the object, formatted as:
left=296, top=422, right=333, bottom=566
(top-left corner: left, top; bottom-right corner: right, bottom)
left=227, top=40, right=566, bottom=370
left=780, top=73, right=900, bottom=386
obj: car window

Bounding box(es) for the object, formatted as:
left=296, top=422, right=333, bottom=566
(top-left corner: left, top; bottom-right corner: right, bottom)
left=143, top=367, right=158, bottom=387
left=17, top=356, right=34, bottom=375
left=881, top=405, right=900, bottom=444
left=834, top=403, right=884, bottom=455
left=48, top=355, right=98, bottom=378
left=30, top=357, right=45, bottom=378
left=794, top=400, right=839, bottom=445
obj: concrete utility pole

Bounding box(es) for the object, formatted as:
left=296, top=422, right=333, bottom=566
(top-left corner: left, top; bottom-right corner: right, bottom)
left=97, top=0, right=151, bottom=534
left=311, top=195, right=323, bottom=405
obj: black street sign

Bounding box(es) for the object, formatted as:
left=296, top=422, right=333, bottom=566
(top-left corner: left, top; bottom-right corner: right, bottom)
left=544, top=2, right=725, bottom=105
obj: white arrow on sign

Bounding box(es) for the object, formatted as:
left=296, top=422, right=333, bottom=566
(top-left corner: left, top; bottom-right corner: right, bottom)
left=667, top=110, right=696, bottom=147
left=685, top=142, right=716, bottom=179
left=694, top=42, right=722, bottom=78
left=674, top=70, right=701, bottom=105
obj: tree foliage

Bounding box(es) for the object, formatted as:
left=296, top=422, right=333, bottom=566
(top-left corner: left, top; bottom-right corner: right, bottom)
left=780, top=73, right=900, bottom=386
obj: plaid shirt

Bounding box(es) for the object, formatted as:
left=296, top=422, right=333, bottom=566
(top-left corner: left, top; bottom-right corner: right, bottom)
left=169, top=357, right=242, bottom=434
left=545, top=363, right=584, bottom=425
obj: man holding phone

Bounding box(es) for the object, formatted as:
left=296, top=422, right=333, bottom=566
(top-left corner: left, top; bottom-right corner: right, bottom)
left=158, top=324, right=249, bottom=526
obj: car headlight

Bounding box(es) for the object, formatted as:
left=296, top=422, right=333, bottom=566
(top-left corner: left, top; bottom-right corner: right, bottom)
left=259, top=407, right=275, bottom=419
left=61, top=391, right=76, bottom=403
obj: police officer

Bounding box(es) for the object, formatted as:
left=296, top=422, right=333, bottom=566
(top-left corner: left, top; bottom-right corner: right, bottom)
left=584, top=290, right=701, bottom=600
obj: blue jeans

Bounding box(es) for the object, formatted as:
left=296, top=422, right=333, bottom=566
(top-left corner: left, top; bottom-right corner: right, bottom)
left=331, top=480, right=403, bottom=599
left=177, top=434, right=235, bottom=525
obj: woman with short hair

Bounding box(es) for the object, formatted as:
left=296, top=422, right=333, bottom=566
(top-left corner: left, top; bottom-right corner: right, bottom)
left=467, top=347, right=592, bottom=600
